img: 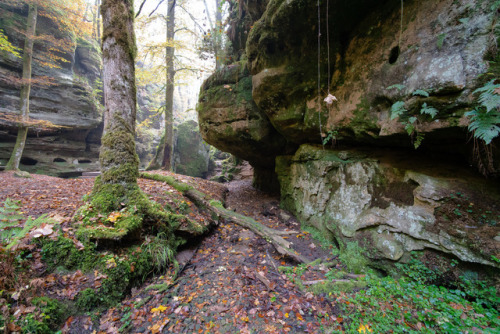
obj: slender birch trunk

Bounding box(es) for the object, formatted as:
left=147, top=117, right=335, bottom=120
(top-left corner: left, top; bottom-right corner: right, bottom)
left=6, top=4, right=37, bottom=171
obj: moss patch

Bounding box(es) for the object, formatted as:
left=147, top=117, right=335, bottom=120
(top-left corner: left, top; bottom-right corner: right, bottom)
left=40, top=234, right=182, bottom=312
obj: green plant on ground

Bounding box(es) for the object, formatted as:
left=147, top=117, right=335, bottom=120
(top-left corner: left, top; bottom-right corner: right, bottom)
left=327, top=255, right=500, bottom=333
left=278, top=263, right=309, bottom=291
left=0, top=198, right=52, bottom=249
left=338, top=242, right=368, bottom=274
left=329, top=272, right=500, bottom=333
left=40, top=231, right=183, bottom=313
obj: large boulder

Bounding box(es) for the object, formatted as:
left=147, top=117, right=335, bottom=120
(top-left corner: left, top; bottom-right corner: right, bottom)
left=197, top=62, right=288, bottom=190
left=0, top=3, right=103, bottom=177
left=199, top=0, right=499, bottom=180
left=277, top=144, right=500, bottom=270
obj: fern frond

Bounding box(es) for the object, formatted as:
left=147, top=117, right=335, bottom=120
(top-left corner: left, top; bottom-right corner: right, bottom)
left=391, top=101, right=407, bottom=120
left=6, top=215, right=49, bottom=249
left=386, top=84, right=406, bottom=91
left=473, top=80, right=500, bottom=113
left=412, top=89, right=429, bottom=97
left=465, top=108, right=500, bottom=145
left=420, top=103, right=438, bottom=118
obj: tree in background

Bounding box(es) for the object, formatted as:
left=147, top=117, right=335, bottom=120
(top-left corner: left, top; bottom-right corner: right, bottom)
left=198, top=0, right=228, bottom=69
left=4, top=3, right=37, bottom=171
left=1, top=0, right=91, bottom=171
left=138, top=0, right=201, bottom=171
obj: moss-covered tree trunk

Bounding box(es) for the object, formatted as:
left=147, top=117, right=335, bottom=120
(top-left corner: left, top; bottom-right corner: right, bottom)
left=95, top=0, right=139, bottom=197
left=162, top=0, right=176, bottom=171
left=6, top=4, right=37, bottom=171
left=80, top=0, right=181, bottom=241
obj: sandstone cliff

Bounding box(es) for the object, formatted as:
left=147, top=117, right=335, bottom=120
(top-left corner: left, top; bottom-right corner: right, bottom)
left=0, top=3, right=102, bottom=177
left=198, top=0, right=500, bottom=270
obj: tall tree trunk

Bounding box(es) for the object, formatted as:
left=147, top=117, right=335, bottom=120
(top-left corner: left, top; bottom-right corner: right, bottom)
left=6, top=4, right=37, bottom=171
left=162, top=0, right=176, bottom=170
left=92, top=0, right=97, bottom=39
left=215, top=0, right=222, bottom=69
left=98, top=0, right=138, bottom=187
left=97, top=0, right=101, bottom=42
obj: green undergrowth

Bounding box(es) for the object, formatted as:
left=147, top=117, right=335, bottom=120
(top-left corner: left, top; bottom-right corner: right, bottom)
left=39, top=233, right=183, bottom=312
left=0, top=198, right=56, bottom=250
left=18, top=297, right=69, bottom=334
left=289, top=223, right=499, bottom=332
left=338, top=242, right=369, bottom=275
left=325, top=259, right=500, bottom=333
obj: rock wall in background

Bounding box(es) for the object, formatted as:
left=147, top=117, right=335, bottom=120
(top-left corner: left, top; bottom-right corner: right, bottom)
left=0, top=4, right=103, bottom=177
left=173, top=120, right=211, bottom=178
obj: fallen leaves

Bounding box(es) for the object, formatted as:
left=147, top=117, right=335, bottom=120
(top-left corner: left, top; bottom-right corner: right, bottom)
left=107, top=211, right=122, bottom=223
left=151, top=305, right=168, bottom=313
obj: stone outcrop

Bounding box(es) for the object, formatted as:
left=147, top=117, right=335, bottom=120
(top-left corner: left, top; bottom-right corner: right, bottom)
left=277, top=144, right=500, bottom=270
left=197, top=62, right=288, bottom=191
left=198, top=0, right=500, bottom=268
left=0, top=4, right=102, bottom=177
left=173, top=120, right=211, bottom=178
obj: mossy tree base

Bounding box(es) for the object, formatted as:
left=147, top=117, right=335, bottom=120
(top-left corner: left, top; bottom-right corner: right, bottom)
left=75, top=176, right=197, bottom=242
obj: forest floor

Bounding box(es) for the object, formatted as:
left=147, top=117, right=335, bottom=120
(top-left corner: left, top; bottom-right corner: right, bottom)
left=0, top=169, right=343, bottom=333
left=1, top=168, right=499, bottom=333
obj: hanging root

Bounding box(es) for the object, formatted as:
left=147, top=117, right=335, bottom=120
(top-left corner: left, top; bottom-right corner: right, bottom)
left=472, top=137, right=497, bottom=177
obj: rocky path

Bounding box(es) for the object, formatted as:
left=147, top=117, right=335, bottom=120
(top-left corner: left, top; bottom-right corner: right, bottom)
left=94, top=176, right=340, bottom=333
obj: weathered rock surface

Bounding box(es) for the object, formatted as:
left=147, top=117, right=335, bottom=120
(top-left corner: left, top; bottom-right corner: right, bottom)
left=200, top=0, right=499, bottom=166
left=0, top=4, right=102, bottom=177
left=247, top=0, right=497, bottom=150
left=277, top=144, right=500, bottom=269
left=173, top=120, right=210, bottom=178
left=197, top=62, right=288, bottom=190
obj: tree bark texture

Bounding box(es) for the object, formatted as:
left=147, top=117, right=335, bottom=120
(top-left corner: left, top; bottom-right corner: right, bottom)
left=99, top=0, right=139, bottom=185
left=6, top=4, right=37, bottom=171
left=162, top=0, right=176, bottom=171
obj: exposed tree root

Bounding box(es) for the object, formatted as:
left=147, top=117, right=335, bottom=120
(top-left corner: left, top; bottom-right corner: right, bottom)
left=141, top=172, right=310, bottom=263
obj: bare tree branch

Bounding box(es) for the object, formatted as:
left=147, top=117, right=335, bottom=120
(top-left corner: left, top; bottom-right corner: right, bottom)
left=178, top=4, right=206, bottom=34
left=174, top=27, right=190, bottom=34
left=149, top=0, right=166, bottom=17
left=135, top=0, right=148, bottom=18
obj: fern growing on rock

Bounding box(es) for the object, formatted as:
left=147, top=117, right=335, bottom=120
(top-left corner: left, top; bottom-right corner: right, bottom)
left=465, top=80, right=500, bottom=145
